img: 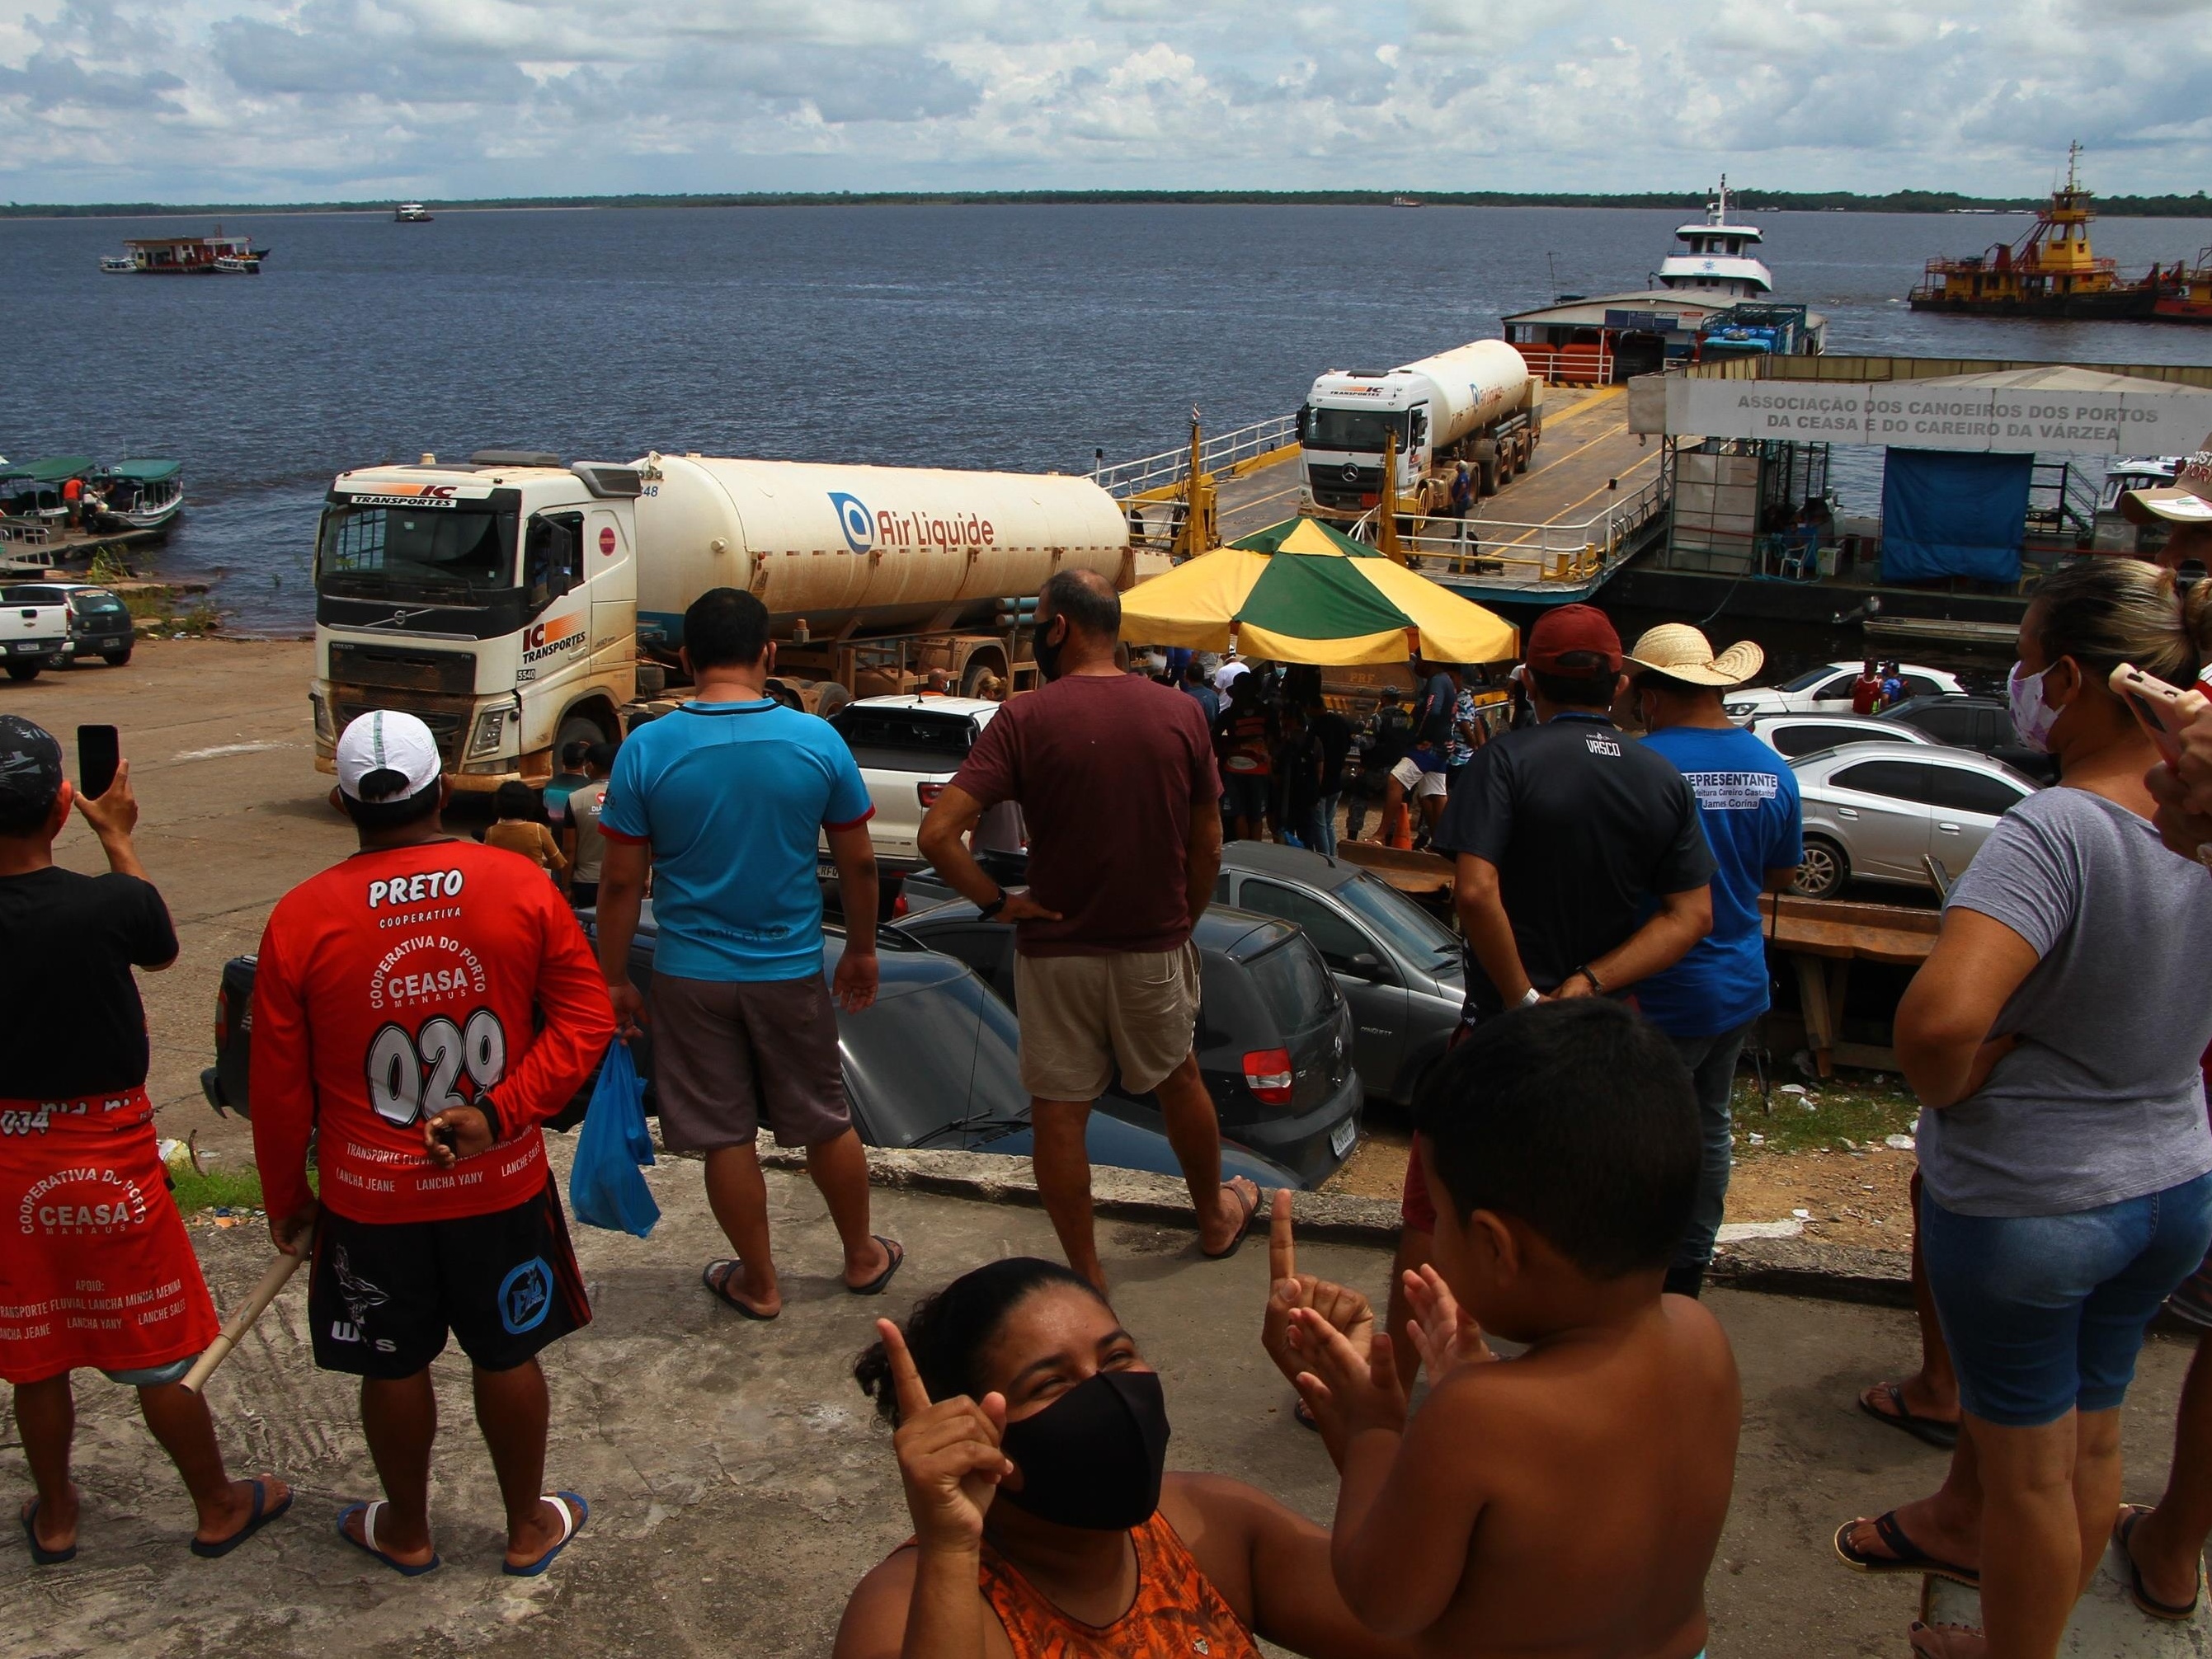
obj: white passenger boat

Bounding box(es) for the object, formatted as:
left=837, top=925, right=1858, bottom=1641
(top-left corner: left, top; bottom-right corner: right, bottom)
left=1654, top=177, right=1774, bottom=299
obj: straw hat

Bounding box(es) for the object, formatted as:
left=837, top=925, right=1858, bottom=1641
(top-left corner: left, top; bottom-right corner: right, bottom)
left=1625, top=623, right=1764, bottom=688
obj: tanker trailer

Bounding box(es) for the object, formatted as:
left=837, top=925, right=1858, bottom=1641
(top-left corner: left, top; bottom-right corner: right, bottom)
left=1298, top=337, right=1541, bottom=519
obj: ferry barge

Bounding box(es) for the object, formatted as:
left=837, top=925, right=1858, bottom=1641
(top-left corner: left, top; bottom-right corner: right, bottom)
left=1908, top=146, right=2155, bottom=320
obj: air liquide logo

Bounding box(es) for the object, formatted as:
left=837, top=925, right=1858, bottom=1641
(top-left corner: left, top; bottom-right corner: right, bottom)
left=522, top=612, right=586, bottom=665
left=829, top=491, right=875, bottom=555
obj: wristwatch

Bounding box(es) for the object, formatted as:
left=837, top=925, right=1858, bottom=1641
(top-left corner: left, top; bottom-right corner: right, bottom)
left=977, top=888, right=1009, bottom=920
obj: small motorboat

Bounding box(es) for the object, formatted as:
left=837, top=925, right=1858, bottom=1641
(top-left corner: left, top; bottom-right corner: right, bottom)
left=395, top=203, right=433, bottom=223
left=88, top=459, right=185, bottom=532
left=99, top=255, right=135, bottom=273
left=212, top=252, right=259, bottom=274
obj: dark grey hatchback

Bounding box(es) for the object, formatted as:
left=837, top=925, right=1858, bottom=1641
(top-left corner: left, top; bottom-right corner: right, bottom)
left=897, top=900, right=1363, bottom=1187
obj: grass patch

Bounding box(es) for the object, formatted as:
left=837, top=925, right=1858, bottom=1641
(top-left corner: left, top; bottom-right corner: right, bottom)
left=1729, top=1067, right=1921, bottom=1157
left=171, top=1163, right=265, bottom=1215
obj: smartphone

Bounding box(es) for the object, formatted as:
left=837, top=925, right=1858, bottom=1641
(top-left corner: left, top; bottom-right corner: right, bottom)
left=76, top=725, right=120, bottom=800
left=2110, top=664, right=2198, bottom=769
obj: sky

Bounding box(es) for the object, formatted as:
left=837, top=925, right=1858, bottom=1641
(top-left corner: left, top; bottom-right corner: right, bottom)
left=3, top=0, right=2210, bottom=204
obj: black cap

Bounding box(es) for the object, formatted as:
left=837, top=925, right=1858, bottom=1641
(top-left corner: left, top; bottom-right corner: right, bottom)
left=0, top=716, right=63, bottom=819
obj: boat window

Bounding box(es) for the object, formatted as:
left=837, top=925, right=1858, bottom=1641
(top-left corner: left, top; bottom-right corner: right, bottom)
left=1308, top=407, right=1410, bottom=454
left=315, top=503, right=519, bottom=604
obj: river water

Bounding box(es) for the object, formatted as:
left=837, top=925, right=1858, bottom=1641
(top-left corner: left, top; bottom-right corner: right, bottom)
left=5, top=203, right=2209, bottom=632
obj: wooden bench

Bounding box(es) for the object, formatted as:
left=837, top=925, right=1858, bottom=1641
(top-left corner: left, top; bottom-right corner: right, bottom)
left=1758, top=894, right=1938, bottom=1077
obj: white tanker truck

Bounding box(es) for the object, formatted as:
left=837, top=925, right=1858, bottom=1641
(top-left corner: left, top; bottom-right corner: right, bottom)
left=1297, top=337, right=1542, bottom=521
left=308, top=449, right=1133, bottom=790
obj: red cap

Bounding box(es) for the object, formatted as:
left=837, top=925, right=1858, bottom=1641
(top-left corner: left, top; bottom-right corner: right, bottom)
left=1524, top=604, right=1622, bottom=675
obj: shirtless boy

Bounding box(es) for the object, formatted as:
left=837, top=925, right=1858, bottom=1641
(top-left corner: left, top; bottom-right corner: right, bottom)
left=1283, top=999, right=1742, bottom=1659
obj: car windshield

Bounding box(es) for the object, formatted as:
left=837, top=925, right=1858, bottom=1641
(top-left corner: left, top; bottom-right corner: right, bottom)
left=1335, top=871, right=1462, bottom=970
left=1308, top=407, right=1409, bottom=454
left=315, top=502, right=517, bottom=604
left=1777, top=664, right=1847, bottom=692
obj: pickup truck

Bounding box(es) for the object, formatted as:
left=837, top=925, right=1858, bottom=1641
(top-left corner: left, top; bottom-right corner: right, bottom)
left=0, top=584, right=71, bottom=681
left=825, top=694, right=1013, bottom=876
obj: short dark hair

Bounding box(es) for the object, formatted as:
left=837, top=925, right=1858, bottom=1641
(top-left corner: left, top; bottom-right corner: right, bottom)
left=1414, top=1000, right=1698, bottom=1279
left=493, top=781, right=536, bottom=819
left=853, top=1257, right=1108, bottom=1426
left=341, top=780, right=442, bottom=832
left=684, top=587, right=772, bottom=671
left=560, top=738, right=591, bottom=768
left=1184, top=660, right=1207, bottom=684
left=1532, top=655, right=1618, bottom=708
left=1040, top=569, right=1121, bottom=641
left=585, top=740, right=618, bottom=773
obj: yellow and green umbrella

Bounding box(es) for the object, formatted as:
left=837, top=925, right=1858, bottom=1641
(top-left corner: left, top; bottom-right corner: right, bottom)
left=1119, top=517, right=1518, bottom=665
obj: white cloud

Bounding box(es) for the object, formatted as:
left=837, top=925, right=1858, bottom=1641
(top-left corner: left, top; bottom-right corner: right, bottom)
left=2, top=0, right=2210, bottom=200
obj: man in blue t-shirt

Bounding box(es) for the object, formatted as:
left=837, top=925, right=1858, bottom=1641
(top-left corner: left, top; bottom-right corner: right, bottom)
left=1626, top=624, right=1805, bottom=1298
left=596, top=589, right=901, bottom=1320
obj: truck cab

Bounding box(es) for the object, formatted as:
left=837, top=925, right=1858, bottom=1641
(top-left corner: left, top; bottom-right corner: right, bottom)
left=1299, top=374, right=1433, bottom=515
left=310, top=450, right=642, bottom=788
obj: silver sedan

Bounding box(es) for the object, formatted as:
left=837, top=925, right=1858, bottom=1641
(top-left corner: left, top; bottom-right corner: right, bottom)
left=1791, top=741, right=2040, bottom=899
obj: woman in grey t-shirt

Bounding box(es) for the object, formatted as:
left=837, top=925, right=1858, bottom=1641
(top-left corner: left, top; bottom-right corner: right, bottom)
left=1838, top=560, right=2212, bottom=1659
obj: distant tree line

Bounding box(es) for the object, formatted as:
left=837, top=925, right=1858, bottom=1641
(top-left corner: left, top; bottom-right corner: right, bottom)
left=9, top=186, right=2212, bottom=218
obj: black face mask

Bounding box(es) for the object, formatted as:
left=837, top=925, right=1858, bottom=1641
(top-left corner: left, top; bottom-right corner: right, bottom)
left=997, top=1370, right=1170, bottom=1531
left=1033, top=617, right=1068, bottom=683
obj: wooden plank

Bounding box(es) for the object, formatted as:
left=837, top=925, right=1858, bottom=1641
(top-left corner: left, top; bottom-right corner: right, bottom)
left=1334, top=840, right=1455, bottom=894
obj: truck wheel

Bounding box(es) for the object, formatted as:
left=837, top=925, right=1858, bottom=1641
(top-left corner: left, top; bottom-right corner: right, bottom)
left=961, top=656, right=1006, bottom=698
left=554, top=709, right=610, bottom=760
left=5, top=663, right=39, bottom=682
left=1479, top=460, right=1500, bottom=496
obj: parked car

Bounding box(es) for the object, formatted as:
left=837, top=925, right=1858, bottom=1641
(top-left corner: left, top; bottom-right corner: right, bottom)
left=1881, top=693, right=2056, bottom=784
left=0, top=584, right=70, bottom=681
left=823, top=694, right=1004, bottom=876
left=1746, top=712, right=1938, bottom=762
left=200, top=918, right=1302, bottom=1188
left=49, top=582, right=134, bottom=667
left=1725, top=660, right=1965, bottom=723
left=899, top=897, right=1363, bottom=1187
left=1211, top=842, right=1463, bottom=1107
left=1789, top=741, right=2040, bottom=899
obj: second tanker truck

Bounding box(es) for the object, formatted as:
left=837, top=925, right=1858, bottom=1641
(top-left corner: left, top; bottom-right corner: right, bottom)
left=307, top=449, right=1133, bottom=791
left=1297, top=336, right=1541, bottom=521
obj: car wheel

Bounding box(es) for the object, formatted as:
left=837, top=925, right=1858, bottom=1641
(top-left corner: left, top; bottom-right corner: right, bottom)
left=4, top=663, right=38, bottom=682
left=1792, top=835, right=1847, bottom=900
left=102, top=648, right=132, bottom=667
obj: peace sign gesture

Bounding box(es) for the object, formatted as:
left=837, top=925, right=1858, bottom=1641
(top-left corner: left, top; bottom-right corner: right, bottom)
left=878, top=1319, right=1014, bottom=1551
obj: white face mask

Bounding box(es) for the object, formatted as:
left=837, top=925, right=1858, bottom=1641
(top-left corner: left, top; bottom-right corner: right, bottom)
left=2007, top=660, right=2062, bottom=754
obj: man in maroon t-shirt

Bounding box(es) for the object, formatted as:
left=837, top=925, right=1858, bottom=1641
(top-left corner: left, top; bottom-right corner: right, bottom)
left=919, top=570, right=1256, bottom=1288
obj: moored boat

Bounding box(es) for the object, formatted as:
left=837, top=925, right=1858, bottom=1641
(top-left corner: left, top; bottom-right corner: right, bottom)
left=1908, top=144, right=2158, bottom=319
left=1654, top=177, right=1773, bottom=299
left=88, top=459, right=185, bottom=531
left=100, top=228, right=267, bottom=275
left=395, top=202, right=434, bottom=222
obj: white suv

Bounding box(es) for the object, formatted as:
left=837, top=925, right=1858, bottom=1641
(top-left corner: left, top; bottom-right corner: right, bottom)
left=824, top=695, right=1009, bottom=874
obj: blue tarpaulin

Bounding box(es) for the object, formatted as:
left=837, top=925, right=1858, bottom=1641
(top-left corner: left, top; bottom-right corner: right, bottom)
left=1880, top=449, right=2031, bottom=584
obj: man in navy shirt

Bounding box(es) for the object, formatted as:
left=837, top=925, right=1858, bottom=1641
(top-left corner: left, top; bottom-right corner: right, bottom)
left=1627, top=624, right=1805, bottom=1298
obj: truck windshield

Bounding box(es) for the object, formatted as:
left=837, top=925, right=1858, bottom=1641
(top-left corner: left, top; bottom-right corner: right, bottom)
left=316, top=503, right=518, bottom=604
left=1307, top=407, right=1409, bottom=454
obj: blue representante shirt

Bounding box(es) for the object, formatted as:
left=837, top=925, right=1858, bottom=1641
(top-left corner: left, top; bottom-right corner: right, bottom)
left=599, top=698, right=873, bottom=983
left=1635, top=724, right=1804, bottom=1039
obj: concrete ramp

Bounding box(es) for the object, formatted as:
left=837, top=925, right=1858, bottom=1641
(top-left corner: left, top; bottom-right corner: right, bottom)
left=1924, top=1541, right=2211, bottom=1656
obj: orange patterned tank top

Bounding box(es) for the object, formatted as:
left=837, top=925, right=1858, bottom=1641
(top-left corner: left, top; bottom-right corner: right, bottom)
left=978, top=1511, right=1264, bottom=1659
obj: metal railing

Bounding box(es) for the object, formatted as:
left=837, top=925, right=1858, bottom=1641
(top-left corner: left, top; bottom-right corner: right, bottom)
left=1092, top=412, right=1300, bottom=501
left=1353, top=470, right=1670, bottom=591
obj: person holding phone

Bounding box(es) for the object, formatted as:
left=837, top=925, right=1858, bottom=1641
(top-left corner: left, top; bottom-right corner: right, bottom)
left=0, top=717, right=292, bottom=1563
left=1839, top=560, right=2212, bottom=1659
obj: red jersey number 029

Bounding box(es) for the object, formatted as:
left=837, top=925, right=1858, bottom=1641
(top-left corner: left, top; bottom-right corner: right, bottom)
left=365, top=1009, right=508, bottom=1126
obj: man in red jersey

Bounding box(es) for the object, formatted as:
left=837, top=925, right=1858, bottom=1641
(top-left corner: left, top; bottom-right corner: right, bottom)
left=252, top=711, right=615, bottom=1578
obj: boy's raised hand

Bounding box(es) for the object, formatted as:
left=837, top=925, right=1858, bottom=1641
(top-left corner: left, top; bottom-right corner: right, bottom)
left=1287, top=1303, right=1407, bottom=1446
left=1403, top=1263, right=1495, bottom=1386
left=1261, top=1189, right=1375, bottom=1387
left=878, top=1318, right=1014, bottom=1552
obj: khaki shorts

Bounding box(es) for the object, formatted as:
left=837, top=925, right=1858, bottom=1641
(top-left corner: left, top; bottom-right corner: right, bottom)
left=1014, top=942, right=1202, bottom=1102
left=648, top=972, right=853, bottom=1152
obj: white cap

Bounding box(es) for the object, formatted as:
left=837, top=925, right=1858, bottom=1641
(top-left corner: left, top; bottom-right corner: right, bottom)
left=335, top=710, right=443, bottom=801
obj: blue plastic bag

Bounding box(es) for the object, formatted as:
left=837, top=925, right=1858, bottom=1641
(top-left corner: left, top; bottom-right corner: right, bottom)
left=568, top=1040, right=660, bottom=1238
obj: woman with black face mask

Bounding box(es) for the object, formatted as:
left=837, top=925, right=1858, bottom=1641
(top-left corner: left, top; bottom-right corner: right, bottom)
left=835, top=1257, right=1405, bottom=1659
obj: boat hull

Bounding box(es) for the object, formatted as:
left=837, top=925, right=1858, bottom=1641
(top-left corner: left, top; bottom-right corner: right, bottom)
left=1908, top=289, right=2158, bottom=320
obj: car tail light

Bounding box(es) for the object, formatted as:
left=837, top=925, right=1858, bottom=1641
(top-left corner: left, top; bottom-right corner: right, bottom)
left=1243, top=1047, right=1294, bottom=1104
left=214, top=985, right=231, bottom=1052
left=917, top=782, right=946, bottom=808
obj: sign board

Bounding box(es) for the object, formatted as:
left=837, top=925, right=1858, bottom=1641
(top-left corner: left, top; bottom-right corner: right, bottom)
left=1659, top=374, right=2212, bottom=456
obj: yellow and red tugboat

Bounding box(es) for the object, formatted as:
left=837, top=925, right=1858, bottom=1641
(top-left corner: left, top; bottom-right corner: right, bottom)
left=1908, top=144, right=2158, bottom=319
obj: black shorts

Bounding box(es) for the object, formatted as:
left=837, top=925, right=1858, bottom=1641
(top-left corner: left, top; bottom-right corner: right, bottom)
left=308, top=1181, right=590, bottom=1379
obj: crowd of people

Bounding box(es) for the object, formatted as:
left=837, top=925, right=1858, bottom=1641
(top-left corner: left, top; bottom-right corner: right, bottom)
left=13, top=511, right=2212, bottom=1657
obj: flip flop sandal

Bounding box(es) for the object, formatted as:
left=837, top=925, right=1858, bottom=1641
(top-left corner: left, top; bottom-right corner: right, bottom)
left=20, top=1497, right=75, bottom=1566
left=1858, top=1382, right=1960, bottom=1450
left=1833, top=1511, right=1980, bottom=1588
left=2116, top=1503, right=2203, bottom=1621
left=191, top=1478, right=293, bottom=1559
left=1908, top=1620, right=1984, bottom=1659
left=1201, top=1179, right=1264, bottom=1261
left=336, top=1500, right=440, bottom=1577
left=845, top=1237, right=905, bottom=1297
left=1292, top=1399, right=1321, bottom=1434
left=504, top=1492, right=587, bottom=1578
left=702, top=1259, right=779, bottom=1320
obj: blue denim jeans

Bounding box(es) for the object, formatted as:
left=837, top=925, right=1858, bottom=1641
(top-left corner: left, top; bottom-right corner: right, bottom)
left=1665, top=1020, right=1754, bottom=1295
left=1923, top=1169, right=2212, bottom=1427
left=1314, top=792, right=1340, bottom=858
